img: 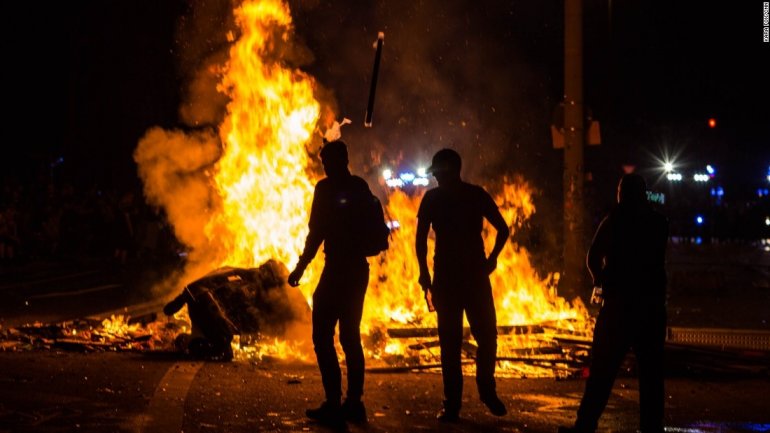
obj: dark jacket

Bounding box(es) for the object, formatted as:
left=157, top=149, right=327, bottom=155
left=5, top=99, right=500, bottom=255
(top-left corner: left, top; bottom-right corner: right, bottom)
left=298, top=174, right=374, bottom=265
left=587, top=202, right=669, bottom=306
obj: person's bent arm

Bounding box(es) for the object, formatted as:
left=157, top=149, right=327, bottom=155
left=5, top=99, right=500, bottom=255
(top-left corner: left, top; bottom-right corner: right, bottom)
left=483, top=195, right=510, bottom=274
left=415, top=216, right=435, bottom=312
left=288, top=188, right=325, bottom=286
left=586, top=217, right=610, bottom=287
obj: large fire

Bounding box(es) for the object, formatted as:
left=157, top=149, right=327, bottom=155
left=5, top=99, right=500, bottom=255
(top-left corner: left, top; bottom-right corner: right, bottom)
left=133, top=0, right=592, bottom=377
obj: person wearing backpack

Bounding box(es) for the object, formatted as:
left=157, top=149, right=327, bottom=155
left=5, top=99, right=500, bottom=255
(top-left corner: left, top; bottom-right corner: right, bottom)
left=288, top=140, right=387, bottom=428
left=416, top=148, right=510, bottom=422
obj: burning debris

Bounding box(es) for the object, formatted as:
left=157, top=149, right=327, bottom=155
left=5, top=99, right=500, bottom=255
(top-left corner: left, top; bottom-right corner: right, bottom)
left=0, top=260, right=312, bottom=362
left=366, top=320, right=593, bottom=378
left=0, top=315, right=174, bottom=354
left=162, top=260, right=311, bottom=361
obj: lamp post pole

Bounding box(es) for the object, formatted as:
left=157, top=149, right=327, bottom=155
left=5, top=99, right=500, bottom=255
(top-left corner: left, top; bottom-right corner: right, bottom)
left=562, top=0, right=587, bottom=300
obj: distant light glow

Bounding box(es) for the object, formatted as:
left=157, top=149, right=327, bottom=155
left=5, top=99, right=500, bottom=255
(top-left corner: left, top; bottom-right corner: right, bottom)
left=695, top=215, right=704, bottom=225
left=693, top=173, right=710, bottom=182
left=765, top=217, right=770, bottom=227
left=706, top=164, right=715, bottom=175
left=399, top=172, right=416, bottom=182
left=417, top=167, right=427, bottom=177
left=708, top=118, right=716, bottom=128
left=663, top=162, right=674, bottom=172
left=386, top=220, right=400, bottom=229
left=384, top=169, right=431, bottom=188
left=667, top=172, right=683, bottom=181
left=385, top=178, right=404, bottom=188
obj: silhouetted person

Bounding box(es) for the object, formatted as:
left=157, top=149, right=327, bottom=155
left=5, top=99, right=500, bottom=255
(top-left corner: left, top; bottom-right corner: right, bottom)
left=288, top=140, right=375, bottom=428
left=416, top=148, right=509, bottom=422
left=560, top=173, right=669, bottom=433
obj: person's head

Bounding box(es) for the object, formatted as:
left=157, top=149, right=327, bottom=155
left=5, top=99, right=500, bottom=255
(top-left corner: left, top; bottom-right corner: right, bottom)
left=319, top=140, right=349, bottom=178
left=617, top=173, right=647, bottom=205
left=427, top=148, right=462, bottom=185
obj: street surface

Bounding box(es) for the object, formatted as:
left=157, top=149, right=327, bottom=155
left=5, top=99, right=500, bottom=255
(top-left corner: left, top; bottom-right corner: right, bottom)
left=0, top=243, right=769, bottom=432
left=0, top=350, right=769, bottom=433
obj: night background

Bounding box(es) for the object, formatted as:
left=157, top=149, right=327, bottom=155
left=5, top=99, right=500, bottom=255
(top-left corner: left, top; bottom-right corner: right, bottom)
left=2, top=0, right=769, bottom=260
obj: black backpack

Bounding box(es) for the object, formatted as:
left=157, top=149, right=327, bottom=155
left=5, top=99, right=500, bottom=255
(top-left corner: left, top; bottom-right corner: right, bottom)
left=357, top=194, right=391, bottom=257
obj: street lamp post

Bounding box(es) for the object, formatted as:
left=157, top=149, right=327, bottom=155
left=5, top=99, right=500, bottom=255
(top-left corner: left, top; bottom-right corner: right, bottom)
left=561, top=0, right=587, bottom=301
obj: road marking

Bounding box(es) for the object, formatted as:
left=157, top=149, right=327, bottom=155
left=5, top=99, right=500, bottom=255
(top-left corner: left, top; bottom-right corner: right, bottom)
left=137, top=362, right=204, bottom=433
left=26, top=284, right=123, bottom=300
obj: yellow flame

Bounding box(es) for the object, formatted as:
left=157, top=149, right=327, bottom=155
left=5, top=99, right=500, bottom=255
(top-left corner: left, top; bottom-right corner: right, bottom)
left=206, top=0, right=321, bottom=274
left=135, top=0, right=592, bottom=374
left=100, top=315, right=140, bottom=338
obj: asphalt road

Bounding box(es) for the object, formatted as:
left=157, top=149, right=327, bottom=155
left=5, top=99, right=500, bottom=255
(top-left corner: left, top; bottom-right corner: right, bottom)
left=0, top=243, right=769, bottom=432
left=0, top=351, right=768, bottom=433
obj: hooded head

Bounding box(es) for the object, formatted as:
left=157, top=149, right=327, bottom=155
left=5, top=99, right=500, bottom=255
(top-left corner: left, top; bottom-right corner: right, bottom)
left=617, top=173, right=648, bottom=206
left=319, top=140, right=349, bottom=178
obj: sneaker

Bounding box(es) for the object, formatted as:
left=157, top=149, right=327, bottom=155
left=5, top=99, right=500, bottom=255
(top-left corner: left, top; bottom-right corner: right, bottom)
left=306, top=401, right=345, bottom=429
left=436, top=407, right=460, bottom=422
left=341, top=399, right=367, bottom=423
left=480, top=394, right=507, bottom=416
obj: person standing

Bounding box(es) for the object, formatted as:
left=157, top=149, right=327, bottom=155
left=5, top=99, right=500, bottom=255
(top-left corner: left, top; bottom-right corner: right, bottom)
left=415, top=148, right=509, bottom=422
left=288, top=140, right=375, bottom=428
left=560, top=173, right=669, bottom=433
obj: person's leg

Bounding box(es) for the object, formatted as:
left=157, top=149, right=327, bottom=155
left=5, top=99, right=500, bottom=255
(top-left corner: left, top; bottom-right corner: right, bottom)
left=573, top=306, right=631, bottom=432
left=338, top=262, right=369, bottom=402
left=465, top=283, right=506, bottom=415
left=311, top=272, right=342, bottom=404
left=435, top=292, right=465, bottom=416
left=635, top=310, right=666, bottom=433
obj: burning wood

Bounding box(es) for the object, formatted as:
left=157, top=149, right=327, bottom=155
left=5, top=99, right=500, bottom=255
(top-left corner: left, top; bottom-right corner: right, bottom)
left=0, top=316, right=174, bottom=353
left=387, top=324, right=546, bottom=339
left=377, top=322, right=594, bottom=378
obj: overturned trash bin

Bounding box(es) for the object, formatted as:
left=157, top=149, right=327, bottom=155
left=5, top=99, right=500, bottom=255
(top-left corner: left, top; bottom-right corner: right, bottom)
left=163, top=259, right=311, bottom=361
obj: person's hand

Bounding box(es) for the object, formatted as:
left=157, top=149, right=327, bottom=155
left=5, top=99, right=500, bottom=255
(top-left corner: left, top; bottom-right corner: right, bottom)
left=423, top=289, right=435, bottom=313
left=288, top=267, right=304, bottom=287
left=485, top=256, right=498, bottom=275
left=418, top=272, right=434, bottom=312
left=590, top=286, right=604, bottom=306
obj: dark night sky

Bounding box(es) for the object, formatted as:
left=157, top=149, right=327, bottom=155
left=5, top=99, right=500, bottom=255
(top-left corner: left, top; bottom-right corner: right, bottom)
left=2, top=0, right=768, bottom=207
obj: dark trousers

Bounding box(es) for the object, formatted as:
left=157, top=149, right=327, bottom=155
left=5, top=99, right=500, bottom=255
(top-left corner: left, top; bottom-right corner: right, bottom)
left=576, top=302, right=666, bottom=433
left=311, top=259, right=369, bottom=403
left=433, top=271, right=498, bottom=410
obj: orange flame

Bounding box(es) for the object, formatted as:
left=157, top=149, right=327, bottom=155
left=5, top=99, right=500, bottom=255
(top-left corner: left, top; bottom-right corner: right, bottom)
left=135, top=0, right=592, bottom=373
left=207, top=0, right=321, bottom=274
